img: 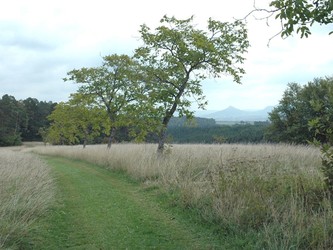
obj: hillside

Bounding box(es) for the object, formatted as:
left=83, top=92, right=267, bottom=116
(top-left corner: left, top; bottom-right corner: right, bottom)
left=199, top=106, right=274, bottom=121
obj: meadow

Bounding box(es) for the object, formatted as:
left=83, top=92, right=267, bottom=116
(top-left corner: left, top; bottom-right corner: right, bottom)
left=31, top=143, right=333, bottom=249
left=0, top=149, right=55, bottom=248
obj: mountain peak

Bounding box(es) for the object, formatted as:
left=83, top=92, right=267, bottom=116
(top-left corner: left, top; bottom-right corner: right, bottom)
left=201, top=106, right=274, bottom=122
left=225, top=106, right=239, bottom=110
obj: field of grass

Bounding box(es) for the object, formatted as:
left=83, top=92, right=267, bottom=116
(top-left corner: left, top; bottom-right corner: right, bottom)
left=0, top=149, right=55, bottom=249
left=26, top=156, right=227, bottom=249
left=31, top=143, right=333, bottom=249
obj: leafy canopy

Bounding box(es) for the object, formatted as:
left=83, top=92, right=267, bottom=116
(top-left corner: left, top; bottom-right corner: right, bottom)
left=265, top=77, right=333, bottom=144
left=64, top=54, right=147, bottom=147
left=135, top=15, right=249, bottom=152
left=47, top=101, right=109, bottom=146
left=248, top=0, right=333, bottom=38
left=271, top=0, right=333, bottom=37
left=0, top=95, right=27, bottom=146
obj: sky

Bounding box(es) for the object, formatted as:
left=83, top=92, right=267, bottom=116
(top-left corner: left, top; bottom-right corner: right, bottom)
left=0, top=0, right=332, bottom=111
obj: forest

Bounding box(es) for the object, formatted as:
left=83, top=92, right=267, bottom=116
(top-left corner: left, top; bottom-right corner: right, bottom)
left=0, top=95, right=56, bottom=146
left=166, top=118, right=269, bottom=144
left=0, top=94, right=269, bottom=146
left=1, top=76, right=332, bottom=147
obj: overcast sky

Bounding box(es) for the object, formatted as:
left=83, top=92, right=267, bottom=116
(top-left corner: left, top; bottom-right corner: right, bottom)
left=1, top=0, right=332, bottom=111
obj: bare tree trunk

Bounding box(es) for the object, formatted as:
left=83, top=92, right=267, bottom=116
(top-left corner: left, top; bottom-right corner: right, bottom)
left=156, top=83, right=187, bottom=155
left=107, top=127, right=116, bottom=149
left=157, top=125, right=167, bottom=155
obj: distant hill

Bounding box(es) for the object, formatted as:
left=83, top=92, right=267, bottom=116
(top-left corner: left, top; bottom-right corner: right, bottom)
left=199, top=106, right=274, bottom=122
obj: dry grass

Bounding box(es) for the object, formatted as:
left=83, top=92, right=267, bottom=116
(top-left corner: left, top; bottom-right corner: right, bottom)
left=0, top=149, right=55, bottom=248
left=32, top=143, right=333, bottom=249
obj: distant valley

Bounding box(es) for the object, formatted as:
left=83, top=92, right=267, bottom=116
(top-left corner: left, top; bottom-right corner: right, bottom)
left=195, top=106, right=274, bottom=122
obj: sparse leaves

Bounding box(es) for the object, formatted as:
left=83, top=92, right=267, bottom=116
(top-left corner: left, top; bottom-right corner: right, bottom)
left=271, top=0, right=332, bottom=38
left=245, top=0, right=332, bottom=40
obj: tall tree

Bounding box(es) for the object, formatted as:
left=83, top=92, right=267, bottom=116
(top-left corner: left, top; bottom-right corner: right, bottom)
left=64, top=54, right=145, bottom=148
left=21, top=98, right=56, bottom=141
left=135, top=15, right=249, bottom=153
left=0, top=95, right=27, bottom=146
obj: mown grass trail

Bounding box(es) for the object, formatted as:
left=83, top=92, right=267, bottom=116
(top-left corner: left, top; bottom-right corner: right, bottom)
left=26, top=156, right=222, bottom=249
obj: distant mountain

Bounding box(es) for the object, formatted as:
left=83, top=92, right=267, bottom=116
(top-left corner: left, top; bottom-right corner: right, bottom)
left=199, top=106, right=274, bottom=121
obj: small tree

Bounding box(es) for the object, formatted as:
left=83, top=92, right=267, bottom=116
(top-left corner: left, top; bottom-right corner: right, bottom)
left=265, top=82, right=312, bottom=143
left=64, top=54, right=145, bottom=148
left=47, top=102, right=81, bottom=145
left=47, top=101, right=109, bottom=147
left=266, top=77, right=333, bottom=144
left=135, top=15, right=249, bottom=154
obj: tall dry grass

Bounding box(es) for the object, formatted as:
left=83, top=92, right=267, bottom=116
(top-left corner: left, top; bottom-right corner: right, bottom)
left=33, top=143, right=333, bottom=249
left=0, top=149, right=55, bottom=249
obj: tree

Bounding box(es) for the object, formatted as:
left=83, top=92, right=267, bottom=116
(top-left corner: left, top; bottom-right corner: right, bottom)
left=265, top=82, right=311, bottom=143
left=247, top=0, right=333, bottom=38
left=305, top=77, right=333, bottom=195
left=135, top=15, right=249, bottom=153
left=47, top=102, right=80, bottom=145
left=47, top=101, right=109, bottom=147
left=64, top=54, right=145, bottom=148
left=307, top=77, right=333, bottom=144
left=265, top=77, right=333, bottom=144
left=0, top=95, right=27, bottom=146
left=21, top=98, right=56, bottom=141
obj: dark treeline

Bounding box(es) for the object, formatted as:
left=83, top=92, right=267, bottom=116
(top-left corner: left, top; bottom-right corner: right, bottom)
left=112, top=118, right=269, bottom=144
left=166, top=118, right=269, bottom=144
left=168, top=117, right=217, bottom=128
left=0, top=95, right=56, bottom=146
left=0, top=94, right=269, bottom=146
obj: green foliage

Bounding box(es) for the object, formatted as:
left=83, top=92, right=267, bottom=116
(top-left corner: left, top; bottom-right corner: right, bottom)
left=47, top=101, right=109, bottom=146
left=0, top=95, right=27, bottom=146
left=0, top=95, right=55, bottom=146
left=270, top=0, right=333, bottom=37
left=64, top=54, right=148, bottom=148
left=166, top=121, right=269, bottom=144
left=247, top=0, right=333, bottom=39
left=267, top=76, right=333, bottom=197
left=168, top=117, right=217, bottom=128
left=21, top=98, right=56, bottom=141
left=270, top=0, right=333, bottom=38
left=319, top=145, right=333, bottom=195
left=266, top=77, right=333, bottom=144
left=306, top=80, right=333, bottom=194
left=135, top=15, right=249, bottom=152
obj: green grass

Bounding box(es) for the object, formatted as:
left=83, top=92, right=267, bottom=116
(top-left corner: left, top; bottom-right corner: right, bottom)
left=30, top=143, right=333, bottom=249
left=24, top=156, right=229, bottom=249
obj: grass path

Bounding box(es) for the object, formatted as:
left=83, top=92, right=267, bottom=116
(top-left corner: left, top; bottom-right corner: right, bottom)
left=26, top=156, right=222, bottom=249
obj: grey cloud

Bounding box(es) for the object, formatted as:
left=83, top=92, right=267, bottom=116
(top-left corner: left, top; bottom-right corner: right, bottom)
left=0, top=21, right=58, bottom=51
